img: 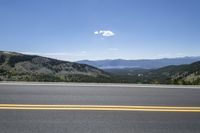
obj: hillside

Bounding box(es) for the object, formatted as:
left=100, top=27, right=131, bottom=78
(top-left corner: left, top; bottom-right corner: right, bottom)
left=0, top=51, right=110, bottom=82
left=145, top=61, right=200, bottom=84
left=104, top=61, right=200, bottom=85
left=1, top=51, right=200, bottom=85
left=77, top=57, right=200, bottom=69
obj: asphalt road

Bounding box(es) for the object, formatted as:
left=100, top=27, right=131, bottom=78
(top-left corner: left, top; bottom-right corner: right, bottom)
left=0, top=83, right=200, bottom=133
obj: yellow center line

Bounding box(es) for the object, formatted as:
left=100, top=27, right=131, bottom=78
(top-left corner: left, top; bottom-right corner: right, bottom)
left=0, top=104, right=200, bottom=112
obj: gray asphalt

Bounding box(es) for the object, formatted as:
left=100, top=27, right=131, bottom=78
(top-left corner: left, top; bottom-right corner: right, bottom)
left=0, top=84, right=200, bottom=106
left=0, top=83, right=200, bottom=133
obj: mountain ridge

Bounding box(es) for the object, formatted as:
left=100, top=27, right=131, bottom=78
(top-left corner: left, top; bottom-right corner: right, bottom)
left=77, top=57, right=200, bottom=69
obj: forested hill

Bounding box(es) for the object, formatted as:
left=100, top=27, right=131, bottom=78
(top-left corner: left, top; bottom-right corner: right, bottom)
left=104, top=61, right=200, bottom=85
left=0, top=51, right=110, bottom=82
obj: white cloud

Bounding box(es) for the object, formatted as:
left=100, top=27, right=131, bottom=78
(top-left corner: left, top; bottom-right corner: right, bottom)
left=94, top=31, right=99, bottom=34
left=94, top=30, right=115, bottom=37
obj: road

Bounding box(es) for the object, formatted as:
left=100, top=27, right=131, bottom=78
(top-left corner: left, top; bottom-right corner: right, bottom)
left=0, top=83, right=200, bottom=133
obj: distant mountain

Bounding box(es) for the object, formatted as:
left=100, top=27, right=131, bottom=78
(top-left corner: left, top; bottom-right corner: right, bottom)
left=0, top=51, right=110, bottom=82
left=77, top=57, right=200, bottom=69
left=104, top=61, right=200, bottom=85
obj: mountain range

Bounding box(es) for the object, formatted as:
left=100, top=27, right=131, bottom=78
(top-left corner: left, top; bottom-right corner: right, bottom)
left=77, top=57, right=200, bottom=69
left=1, top=51, right=200, bottom=85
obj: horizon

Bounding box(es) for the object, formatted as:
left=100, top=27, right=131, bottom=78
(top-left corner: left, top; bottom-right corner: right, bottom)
left=1, top=50, right=200, bottom=62
left=1, top=0, right=200, bottom=61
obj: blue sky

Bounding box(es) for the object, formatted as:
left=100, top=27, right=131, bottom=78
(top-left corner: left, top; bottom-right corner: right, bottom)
left=0, top=0, right=200, bottom=61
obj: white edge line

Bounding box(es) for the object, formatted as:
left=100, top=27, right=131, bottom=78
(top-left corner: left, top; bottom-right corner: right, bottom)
left=0, top=81, right=200, bottom=89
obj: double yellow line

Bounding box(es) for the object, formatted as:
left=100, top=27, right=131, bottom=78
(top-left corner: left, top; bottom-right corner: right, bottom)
left=0, top=104, right=200, bottom=112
